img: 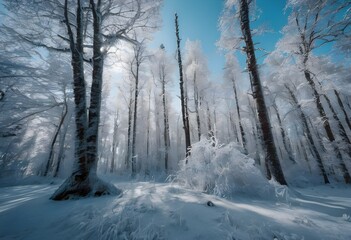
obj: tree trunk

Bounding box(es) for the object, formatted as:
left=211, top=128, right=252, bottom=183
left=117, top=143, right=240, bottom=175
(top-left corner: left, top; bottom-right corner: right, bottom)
left=193, top=71, right=201, bottom=141
left=272, top=101, right=295, bottom=164
left=146, top=87, right=151, bottom=169
left=231, top=77, right=247, bottom=154
left=131, top=60, right=140, bottom=176
left=239, top=0, right=287, bottom=185
left=248, top=96, right=263, bottom=167
left=206, top=102, right=215, bottom=146
left=53, top=108, right=70, bottom=178
left=175, top=13, right=191, bottom=160
left=303, top=69, right=350, bottom=183
left=285, top=84, right=329, bottom=184
left=44, top=101, right=68, bottom=176
left=125, top=87, right=133, bottom=169
left=51, top=0, right=119, bottom=200
left=334, top=90, right=351, bottom=131
left=162, top=74, right=170, bottom=171
left=110, top=111, right=119, bottom=173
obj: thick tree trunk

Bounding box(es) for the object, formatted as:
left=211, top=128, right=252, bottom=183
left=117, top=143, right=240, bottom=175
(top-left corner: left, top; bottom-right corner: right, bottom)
left=248, top=96, right=262, bottom=167
left=175, top=13, right=191, bottom=160
left=51, top=0, right=119, bottom=200
left=86, top=0, right=105, bottom=175
left=239, top=0, right=287, bottom=185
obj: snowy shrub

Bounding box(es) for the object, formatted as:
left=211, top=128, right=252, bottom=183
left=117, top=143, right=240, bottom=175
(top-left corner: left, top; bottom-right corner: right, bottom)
left=174, top=138, right=274, bottom=198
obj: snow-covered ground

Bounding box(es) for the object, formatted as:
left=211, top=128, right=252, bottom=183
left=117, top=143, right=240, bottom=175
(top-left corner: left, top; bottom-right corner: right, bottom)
left=0, top=178, right=350, bottom=240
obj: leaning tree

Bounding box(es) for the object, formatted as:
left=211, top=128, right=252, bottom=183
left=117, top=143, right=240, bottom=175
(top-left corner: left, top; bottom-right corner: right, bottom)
left=218, top=0, right=287, bottom=185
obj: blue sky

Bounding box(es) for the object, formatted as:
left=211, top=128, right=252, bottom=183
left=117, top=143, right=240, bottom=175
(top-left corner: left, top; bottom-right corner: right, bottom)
left=150, top=0, right=288, bottom=78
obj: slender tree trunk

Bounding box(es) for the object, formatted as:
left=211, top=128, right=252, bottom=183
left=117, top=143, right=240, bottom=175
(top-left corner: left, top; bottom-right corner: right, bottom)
left=229, top=111, right=239, bottom=142
left=206, top=102, right=215, bottom=146
left=53, top=109, right=70, bottom=178
left=272, top=101, right=295, bottom=164
left=154, top=91, right=162, bottom=168
left=146, top=88, right=151, bottom=161
left=324, top=94, right=351, bottom=144
left=231, top=77, right=247, bottom=153
left=285, top=85, right=329, bottom=183
left=162, top=75, right=170, bottom=171
left=193, top=71, right=201, bottom=141
left=239, top=0, right=287, bottom=185
left=131, top=62, right=140, bottom=175
left=175, top=13, right=191, bottom=160
left=44, top=101, right=68, bottom=176
left=125, top=88, right=133, bottom=169
left=303, top=68, right=350, bottom=183
left=334, top=90, right=351, bottom=131
left=110, top=111, right=119, bottom=173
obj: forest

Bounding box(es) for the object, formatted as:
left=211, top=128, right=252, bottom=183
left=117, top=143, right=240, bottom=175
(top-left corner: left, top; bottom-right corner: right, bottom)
left=0, top=0, right=351, bottom=239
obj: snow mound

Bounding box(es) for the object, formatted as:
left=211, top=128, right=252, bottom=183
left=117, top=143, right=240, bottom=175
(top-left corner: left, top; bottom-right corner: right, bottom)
left=174, top=138, right=274, bottom=198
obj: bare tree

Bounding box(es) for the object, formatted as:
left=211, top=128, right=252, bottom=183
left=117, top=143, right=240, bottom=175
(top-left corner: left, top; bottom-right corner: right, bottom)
left=129, top=41, right=147, bottom=175
left=175, top=13, right=191, bottom=159
left=283, top=0, right=351, bottom=183
left=2, top=0, right=161, bottom=199
left=152, top=45, right=173, bottom=171
left=237, top=0, right=287, bottom=184
left=285, top=84, right=329, bottom=184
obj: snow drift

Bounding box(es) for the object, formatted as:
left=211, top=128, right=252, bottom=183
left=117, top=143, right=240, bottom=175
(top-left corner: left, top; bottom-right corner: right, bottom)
left=174, top=138, right=275, bottom=198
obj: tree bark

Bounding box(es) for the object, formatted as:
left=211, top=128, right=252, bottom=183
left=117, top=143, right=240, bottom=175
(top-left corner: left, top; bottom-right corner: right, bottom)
left=175, top=13, right=191, bottom=160
left=125, top=87, right=133, bottom=169
left=238, top=0, right=287, bottom=185
left=131, top=55, right=140, bottom=176
left=162, top=72, right=170, bottom=171
left=51, top=0, right=119, bottom=200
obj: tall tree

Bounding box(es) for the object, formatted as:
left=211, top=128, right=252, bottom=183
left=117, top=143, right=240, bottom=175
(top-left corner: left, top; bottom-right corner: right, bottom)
left=285, top=84, right=330, bottom=184
left=175, top=13, right=191, bottom=159
left=223, top=54, right=247, bottom=153
left=152, top=45, right=174, bottom=171
left=129, top=41, right=147, bottom=175
left=184, top=40, right=210, bottom=142
left=219, top=0, right=287, bottom=184
left=281, top=0, right=351, bottom=183
left=2, top=0, right=161, bottom=199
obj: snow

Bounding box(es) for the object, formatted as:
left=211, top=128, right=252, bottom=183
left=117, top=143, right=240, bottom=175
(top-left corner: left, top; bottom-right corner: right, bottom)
left=175, top=138, right=275, bottom=199
left=1, top=177, right=351, bottom=240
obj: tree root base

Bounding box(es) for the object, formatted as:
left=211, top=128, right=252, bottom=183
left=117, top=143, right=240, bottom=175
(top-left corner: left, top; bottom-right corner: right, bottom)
left=50, top=174, right=122, bottom=201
